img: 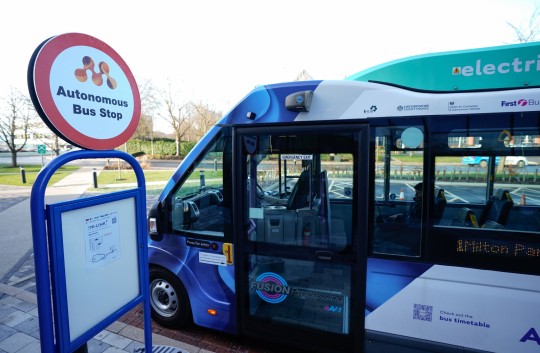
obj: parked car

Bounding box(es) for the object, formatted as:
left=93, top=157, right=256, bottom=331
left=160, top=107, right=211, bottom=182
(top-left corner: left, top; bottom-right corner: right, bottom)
left=462, top=156, right=528, bottom=168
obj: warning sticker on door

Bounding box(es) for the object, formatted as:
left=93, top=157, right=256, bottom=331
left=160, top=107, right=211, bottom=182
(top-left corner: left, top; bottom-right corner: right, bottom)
left=199, top=252, right=227, bottom=266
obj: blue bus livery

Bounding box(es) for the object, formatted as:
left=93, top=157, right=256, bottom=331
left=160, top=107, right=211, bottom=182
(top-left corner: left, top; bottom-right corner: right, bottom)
left=147, top=42, right=540, bottom=353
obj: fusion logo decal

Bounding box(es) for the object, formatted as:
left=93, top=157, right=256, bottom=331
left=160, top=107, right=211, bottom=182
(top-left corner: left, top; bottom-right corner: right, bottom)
left=452, top=55, right=540, bottom=77
left=251, top=272, right=289, bottom=304
left=250, top=272, right=346, bottom=305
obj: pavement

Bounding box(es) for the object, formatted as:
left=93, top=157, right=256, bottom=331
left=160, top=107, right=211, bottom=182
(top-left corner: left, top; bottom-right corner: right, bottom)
left=0, top=165, right=202, bottom=353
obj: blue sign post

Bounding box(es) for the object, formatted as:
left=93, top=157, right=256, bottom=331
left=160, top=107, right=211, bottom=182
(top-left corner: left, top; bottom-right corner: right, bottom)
left=27, top=33, right=182, bottom=353
left=30, top=150, right=152, bottom=353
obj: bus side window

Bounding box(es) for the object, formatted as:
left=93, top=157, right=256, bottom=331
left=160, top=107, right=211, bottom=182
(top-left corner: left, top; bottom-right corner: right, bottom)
left=170, top=133, right=231, bottom=238
left=371, top=125, right=424, bottom=257
left=434, top=115, right=540, bottom=233
left=436, top=152, right=540, bottom=232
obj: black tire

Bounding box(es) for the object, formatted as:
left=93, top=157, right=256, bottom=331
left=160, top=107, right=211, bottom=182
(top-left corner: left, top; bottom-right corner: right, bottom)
left=149, top=267, right=192, bottom=327
left=517, top=160, right=526, bottom=168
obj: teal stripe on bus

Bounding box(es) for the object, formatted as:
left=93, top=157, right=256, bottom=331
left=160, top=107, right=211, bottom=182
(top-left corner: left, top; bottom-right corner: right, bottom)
left=347, top=42, right=540, bottom=91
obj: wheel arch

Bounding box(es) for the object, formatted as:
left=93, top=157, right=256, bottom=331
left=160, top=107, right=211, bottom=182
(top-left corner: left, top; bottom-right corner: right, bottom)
left=149, top=264, right=194, bottom=327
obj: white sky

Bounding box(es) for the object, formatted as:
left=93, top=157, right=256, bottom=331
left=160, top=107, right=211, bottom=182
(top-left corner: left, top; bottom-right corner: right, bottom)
left=2, top=0, right=539, bottom=131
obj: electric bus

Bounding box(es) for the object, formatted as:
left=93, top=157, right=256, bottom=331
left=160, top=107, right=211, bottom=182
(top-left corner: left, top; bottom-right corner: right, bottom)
left=147, top=42, right=540, bottom=353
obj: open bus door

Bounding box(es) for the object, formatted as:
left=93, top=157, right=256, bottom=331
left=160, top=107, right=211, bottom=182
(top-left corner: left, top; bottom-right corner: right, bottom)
left=234, top=125, right=368, bottom=353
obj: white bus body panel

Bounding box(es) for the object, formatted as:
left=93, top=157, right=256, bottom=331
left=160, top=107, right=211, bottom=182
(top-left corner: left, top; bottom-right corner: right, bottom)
left=366, top=265, right=540, bottom=352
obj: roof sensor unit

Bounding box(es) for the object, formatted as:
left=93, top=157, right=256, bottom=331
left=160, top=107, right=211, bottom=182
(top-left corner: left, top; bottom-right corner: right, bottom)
left=285, top=90, right=313, bottom=112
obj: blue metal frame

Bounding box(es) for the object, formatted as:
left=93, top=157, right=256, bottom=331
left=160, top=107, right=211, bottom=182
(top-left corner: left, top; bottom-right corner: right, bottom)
left=30, top=150, right=152, bottom=353
left=47, top=189, right=142, bottom=352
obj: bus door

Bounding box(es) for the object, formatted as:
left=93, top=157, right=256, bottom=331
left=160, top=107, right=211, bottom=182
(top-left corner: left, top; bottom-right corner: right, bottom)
left=235, top=125, right=368, bottom=353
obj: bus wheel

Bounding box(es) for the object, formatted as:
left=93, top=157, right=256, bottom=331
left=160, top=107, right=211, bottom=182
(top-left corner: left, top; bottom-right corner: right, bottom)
left=149, top=267, right=192, bottom=327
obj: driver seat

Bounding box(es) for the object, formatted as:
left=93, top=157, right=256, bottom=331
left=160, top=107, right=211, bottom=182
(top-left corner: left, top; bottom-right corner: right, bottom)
left=286, top=169, right=311, bottom=210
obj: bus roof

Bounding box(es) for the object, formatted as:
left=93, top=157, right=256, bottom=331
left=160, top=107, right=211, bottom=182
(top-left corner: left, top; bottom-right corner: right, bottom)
left=220, top=80, right=540, bottom=125
left=347, top=41, right=540, bottom=92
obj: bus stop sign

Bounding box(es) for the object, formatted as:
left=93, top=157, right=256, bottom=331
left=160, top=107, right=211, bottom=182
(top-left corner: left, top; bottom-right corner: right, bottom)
left=28, top=33, right=141, bottom=150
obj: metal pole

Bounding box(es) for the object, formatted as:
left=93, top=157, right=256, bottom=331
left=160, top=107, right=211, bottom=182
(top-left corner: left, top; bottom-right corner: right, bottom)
left=200, top=170, right=205, bottom=191
left=93, top=168, right=98, bottom=188
left=20, top=167, right=26, bottom=184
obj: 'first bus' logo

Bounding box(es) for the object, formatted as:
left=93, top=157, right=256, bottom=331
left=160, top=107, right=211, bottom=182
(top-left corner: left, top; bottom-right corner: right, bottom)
left=501, top=99, right=540, bottom=107
left=251, top=272, right=290, bottom=304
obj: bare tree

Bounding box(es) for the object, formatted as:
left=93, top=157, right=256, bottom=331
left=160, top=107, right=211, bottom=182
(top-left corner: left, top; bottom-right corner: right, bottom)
left=189, top=101, right=221, bottom=141
left=295, top=69, right=313, bottom=81
left=27, top=119, right=63, bottom=156
left=507, top=5, right=540, bottom=43
left=34, top=129, right=62, bottom=156
left=19, top=90, right=65, bottom=157
left=135, top=80, right=160, bottom=140
left=159, top=84, right=191, bottom=156
left=0, top=89, right=32, bottom=167
left=50, top=135, right=62, bottom=155
left=134, top=113, right=154, bottom=140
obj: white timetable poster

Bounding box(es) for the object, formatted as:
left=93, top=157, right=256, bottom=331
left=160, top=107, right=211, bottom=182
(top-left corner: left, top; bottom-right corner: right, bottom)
left=85, top=210, right=120, bottom=272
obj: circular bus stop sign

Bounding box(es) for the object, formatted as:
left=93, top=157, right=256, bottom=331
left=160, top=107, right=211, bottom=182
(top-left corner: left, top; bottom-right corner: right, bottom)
left=28, top=33, right=141, bottom=150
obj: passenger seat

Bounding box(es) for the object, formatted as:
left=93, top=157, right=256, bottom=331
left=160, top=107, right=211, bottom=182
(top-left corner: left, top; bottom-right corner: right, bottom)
left=453, top=207, right=479, bottom=228
left=432, top=188, right=447, bottom=223
left=479, top=189, right=514, bottom=227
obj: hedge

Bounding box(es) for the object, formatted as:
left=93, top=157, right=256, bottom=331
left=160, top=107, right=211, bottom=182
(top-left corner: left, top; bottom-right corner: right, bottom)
left=121, top=139, right=196, bottom=159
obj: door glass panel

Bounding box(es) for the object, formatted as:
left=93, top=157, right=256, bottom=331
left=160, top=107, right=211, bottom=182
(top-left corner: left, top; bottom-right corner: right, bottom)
left=241, top=130, right=356, bottom=335
left=245, top=134, right=354, bottom=250
left=248, top=254, right=351, bottom=334
left=372, top=125, right=424, bottom=257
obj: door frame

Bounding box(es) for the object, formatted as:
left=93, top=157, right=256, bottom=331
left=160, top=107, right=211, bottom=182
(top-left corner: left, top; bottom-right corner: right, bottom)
left=232, top=123, right=369, bottom=353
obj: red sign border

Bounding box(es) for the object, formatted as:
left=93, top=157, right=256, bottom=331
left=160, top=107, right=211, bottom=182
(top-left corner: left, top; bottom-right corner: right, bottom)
left=31, top=33, right=141, bottom=150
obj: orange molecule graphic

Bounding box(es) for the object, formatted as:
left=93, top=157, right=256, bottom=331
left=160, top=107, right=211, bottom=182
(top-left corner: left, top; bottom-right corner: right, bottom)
left=99, top=61, right=117, bottom=89
left=74, top=56, right=117, bottom=89
left=74, top=56, right=94, bottom=83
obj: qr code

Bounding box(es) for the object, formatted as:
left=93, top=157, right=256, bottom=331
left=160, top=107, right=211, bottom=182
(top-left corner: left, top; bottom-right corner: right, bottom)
left=413, top=304, right=433, bottom=322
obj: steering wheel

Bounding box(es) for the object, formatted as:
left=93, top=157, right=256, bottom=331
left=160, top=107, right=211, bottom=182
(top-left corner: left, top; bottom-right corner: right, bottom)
left=256, top=183, right=265, bottom=199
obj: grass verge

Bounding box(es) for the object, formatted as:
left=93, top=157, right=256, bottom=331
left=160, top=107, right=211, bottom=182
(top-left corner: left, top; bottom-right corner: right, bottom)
left=0, top=165, right=80, bottom=186
left=96, top=169, right=174, bottom=186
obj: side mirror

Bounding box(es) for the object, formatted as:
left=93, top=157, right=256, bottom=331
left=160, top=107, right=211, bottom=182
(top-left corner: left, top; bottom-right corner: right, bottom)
left=148, top=201, right=163, bottom=241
